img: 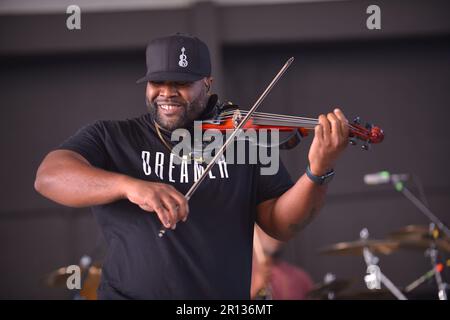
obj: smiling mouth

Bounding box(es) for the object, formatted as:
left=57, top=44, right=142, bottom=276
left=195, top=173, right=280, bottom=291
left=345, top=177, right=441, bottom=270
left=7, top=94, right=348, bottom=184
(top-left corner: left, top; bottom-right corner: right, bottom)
left=159, top=104, right=181, bottom=111
left=157, top=104, right=184, bottom=117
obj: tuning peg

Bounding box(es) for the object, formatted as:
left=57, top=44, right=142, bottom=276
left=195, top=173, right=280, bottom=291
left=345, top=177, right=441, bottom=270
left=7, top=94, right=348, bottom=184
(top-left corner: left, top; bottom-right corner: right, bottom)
left=361, top=140, right=371, bottom=151
left=349, top=138, right=357, bottom=146
left=353, top=116, right=361, bottom=125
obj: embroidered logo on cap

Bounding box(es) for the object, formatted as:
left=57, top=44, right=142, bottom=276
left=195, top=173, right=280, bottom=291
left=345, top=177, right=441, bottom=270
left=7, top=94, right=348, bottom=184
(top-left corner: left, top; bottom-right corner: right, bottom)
left=178, top=47, right=188, bottom=68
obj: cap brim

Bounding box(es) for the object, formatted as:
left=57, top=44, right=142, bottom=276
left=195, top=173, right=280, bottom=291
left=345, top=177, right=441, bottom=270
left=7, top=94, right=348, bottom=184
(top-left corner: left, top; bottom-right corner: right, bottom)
left=136, top=72, right=205, bottom=84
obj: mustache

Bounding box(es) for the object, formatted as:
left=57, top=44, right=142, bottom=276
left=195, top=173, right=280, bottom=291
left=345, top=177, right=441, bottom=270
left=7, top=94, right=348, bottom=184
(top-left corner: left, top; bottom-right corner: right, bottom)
left=154, top=99, right=185, bottom=106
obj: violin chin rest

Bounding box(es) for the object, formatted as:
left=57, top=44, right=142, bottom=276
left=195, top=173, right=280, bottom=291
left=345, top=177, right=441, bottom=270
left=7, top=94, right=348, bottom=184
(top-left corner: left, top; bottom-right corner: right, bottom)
left=279, top=130, right=303, bottom=150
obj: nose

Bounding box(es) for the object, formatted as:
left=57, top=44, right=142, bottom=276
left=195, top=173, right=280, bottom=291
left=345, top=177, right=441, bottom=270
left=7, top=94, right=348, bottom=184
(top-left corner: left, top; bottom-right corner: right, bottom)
left=159, top=83, right=178, bottom=98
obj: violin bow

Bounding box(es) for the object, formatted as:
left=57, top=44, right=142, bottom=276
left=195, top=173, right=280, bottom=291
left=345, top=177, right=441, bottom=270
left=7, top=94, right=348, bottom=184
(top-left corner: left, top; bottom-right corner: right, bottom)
left=158, top=57, right=295, bottom=237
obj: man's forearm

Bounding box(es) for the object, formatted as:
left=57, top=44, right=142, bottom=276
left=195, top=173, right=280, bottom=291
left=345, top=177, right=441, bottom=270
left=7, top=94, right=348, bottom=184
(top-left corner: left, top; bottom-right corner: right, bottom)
left=34, top=150, right=130, bottom=207
left=257, top=108, right=349, bottom=241
left=266, top=173, right=328, bottom=241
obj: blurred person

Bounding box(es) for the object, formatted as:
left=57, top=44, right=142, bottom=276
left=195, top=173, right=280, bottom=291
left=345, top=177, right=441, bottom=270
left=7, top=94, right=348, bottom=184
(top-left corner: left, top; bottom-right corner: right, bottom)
left=251, top=225, right=313, bottom=300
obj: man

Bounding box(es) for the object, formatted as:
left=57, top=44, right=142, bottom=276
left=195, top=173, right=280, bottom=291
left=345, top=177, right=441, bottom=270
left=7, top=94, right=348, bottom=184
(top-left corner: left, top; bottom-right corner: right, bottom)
left=34, top=33, right=349, bottom=299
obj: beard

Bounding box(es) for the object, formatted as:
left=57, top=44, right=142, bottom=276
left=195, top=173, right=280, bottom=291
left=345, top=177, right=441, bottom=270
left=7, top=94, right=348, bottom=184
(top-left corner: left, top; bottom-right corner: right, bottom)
left=146, top=93, right=208, bottom=131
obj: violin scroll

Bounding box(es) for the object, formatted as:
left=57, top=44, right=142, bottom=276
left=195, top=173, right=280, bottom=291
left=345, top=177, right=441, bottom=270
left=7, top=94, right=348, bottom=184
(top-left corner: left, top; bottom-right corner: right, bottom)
left=348, top=116, right=384, bottom=150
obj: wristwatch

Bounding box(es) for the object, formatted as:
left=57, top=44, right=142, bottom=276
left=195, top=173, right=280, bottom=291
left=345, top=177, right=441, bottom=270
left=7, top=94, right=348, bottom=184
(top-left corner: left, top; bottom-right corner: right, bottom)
left=306, top=165, right=335, bottom=185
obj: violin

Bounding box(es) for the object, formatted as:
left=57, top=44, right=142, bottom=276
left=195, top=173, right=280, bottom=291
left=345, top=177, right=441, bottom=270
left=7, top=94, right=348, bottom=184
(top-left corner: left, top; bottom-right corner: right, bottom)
left=200, top=104, right=384, bottom=150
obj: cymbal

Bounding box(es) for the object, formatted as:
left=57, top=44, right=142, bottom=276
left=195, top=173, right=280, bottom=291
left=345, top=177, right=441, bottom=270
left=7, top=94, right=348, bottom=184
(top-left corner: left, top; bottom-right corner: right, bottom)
left=389, top=224, right=447, bottom=240
left=388, top=225, right=450, bottom=253
left=398, top=238, right=450, bottom=253
left=307, top=279, right=353, bottom=299
left=319, top=239, right=401, bottom=256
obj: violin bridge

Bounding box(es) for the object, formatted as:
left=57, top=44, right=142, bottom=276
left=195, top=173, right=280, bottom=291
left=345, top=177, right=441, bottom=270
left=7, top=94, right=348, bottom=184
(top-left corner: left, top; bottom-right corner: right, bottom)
left=232, top=110, right=242, bottom=128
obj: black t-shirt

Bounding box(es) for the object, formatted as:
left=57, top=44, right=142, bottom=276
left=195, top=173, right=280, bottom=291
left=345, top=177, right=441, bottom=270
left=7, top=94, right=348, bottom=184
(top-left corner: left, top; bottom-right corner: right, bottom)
left=57, top=112, right=293, bottom=299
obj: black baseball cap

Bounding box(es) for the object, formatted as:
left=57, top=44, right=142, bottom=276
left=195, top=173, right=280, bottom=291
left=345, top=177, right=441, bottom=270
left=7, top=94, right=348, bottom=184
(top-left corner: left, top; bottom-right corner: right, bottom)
left=136, top=33, right=211, bottom=84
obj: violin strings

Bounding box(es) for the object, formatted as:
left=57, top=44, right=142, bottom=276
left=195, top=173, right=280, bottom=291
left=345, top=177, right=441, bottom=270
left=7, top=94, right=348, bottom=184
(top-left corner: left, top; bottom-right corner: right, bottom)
left=204, top=118, right=368, bottom=137
left=219, top=115, right=371, bottom=135
left=251, top=118, right=368, bottom=136
left=204, top=117, right=317, bottom=129
left=204, top=110, right=370, bottom=136
left=218, top=115, right=367, bottom=136
left=219, top=110, right=317, bottom=122
left=220, top=109, right=317, bottom=120
left=221, top=116, right=317, bottom=126
left=217, top=114, right=318, bottom=124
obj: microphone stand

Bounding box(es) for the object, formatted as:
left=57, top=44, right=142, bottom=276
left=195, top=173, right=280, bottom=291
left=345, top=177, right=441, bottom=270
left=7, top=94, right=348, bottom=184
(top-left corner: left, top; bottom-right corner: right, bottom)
left=392, top=179, right=450, bottom=238
left=391, top=178, right=449, bottom=300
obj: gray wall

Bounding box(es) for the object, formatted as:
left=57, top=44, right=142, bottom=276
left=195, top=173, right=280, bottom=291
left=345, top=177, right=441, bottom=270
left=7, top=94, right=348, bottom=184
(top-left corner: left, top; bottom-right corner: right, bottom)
left=1, top=0, right=449, bottom=299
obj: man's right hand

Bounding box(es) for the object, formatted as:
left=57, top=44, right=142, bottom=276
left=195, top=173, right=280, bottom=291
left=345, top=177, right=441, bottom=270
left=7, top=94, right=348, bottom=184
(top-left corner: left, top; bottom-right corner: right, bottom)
left=35, top=150, right=188, bottom=230
left=123, top=178, right=189, bottom=230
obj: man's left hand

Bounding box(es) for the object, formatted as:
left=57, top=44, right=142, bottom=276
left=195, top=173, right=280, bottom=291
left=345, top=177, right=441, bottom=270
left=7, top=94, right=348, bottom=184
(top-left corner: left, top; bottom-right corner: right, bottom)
left=308, top=108, right=349, bottom=176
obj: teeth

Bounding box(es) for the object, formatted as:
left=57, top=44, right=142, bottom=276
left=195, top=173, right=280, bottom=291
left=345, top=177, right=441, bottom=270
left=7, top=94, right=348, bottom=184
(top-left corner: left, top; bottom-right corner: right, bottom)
left=160, top=104, right=179, bottom=110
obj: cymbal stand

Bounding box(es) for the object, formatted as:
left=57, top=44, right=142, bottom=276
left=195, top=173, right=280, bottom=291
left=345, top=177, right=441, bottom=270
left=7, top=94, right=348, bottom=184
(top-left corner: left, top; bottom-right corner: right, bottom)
left=391, top=178, right=448, bottom=300
left=425, top=223, right=448, bottom=300
left=324, top=273, right=337, bottom=300
left=360, top=228, right=407, bottom=300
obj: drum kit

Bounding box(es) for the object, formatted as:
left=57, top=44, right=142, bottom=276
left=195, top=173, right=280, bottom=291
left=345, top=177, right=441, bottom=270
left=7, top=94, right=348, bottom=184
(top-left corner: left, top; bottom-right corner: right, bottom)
left=307, top=224, right=450, bottom=300
left=308, top=172, right=450, bottom=300
left=42, top=223, right=449, bottom=300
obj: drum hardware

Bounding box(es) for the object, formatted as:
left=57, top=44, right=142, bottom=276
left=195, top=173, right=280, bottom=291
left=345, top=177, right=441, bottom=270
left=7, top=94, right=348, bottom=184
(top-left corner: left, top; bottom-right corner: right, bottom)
left=359, top=228, right=407, bottom=300
left=43, top=236, right=105, bottom=300
left=366, top=172, right=449, bottom=300
left=319, top=239, right=401, bottom=256
left=43, top=261, right=102, bottom=300
left=397, top=197, right=449, bottom=300
left=404, top=262, right=447, bottom=294
left=307, top=273, right=353, bottom=300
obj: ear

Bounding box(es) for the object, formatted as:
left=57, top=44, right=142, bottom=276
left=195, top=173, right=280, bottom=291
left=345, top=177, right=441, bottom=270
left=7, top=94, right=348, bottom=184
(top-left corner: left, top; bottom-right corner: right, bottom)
left=204, top=77, right=213, bottom=92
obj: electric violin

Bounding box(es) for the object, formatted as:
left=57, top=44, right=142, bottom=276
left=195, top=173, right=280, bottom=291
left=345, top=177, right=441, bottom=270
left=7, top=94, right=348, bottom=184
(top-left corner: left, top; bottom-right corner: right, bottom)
left=201, top=106, right=384, bottom=151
